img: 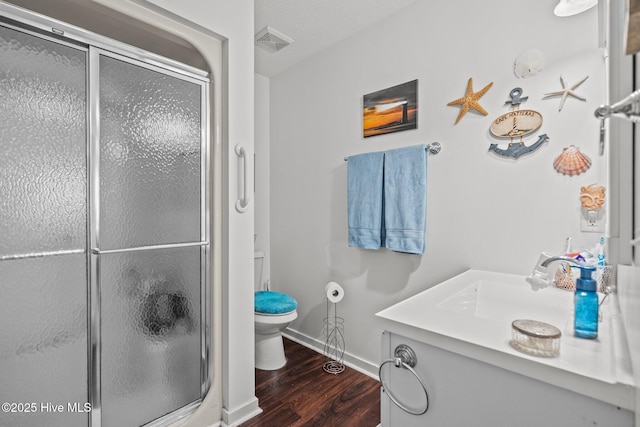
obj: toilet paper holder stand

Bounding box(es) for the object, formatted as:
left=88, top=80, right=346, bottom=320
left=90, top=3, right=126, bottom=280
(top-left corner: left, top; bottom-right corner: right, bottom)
left=323, top=288, right=345, bottom=375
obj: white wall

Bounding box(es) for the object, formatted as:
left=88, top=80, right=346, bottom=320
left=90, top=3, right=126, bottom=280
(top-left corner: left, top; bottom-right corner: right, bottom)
left=255, top=74, right=271, bottom=285
left=267, top=0, right=607, bottom=372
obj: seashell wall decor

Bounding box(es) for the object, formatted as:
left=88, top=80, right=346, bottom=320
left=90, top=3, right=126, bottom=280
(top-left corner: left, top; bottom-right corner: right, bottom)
left=513, top=49, right=545, bottom=79
left=553, top=145, right=591, bottom=176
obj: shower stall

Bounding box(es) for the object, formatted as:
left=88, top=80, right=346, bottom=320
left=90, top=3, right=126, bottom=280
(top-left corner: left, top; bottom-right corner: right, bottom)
left=0, top=6, right=210, bottom=427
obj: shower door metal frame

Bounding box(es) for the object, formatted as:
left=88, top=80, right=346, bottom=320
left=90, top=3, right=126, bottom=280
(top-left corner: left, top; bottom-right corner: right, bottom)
left=88, top=46, right=211, bottom=427
left=0, top=4, right=211, bottom=427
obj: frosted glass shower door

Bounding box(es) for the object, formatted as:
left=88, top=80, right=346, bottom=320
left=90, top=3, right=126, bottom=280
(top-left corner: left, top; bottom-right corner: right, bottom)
left=1, top=10, right=209, bottom=427
left=96, top=52, right=207, bottom=427
left=0, top=25, right=88, bottom=427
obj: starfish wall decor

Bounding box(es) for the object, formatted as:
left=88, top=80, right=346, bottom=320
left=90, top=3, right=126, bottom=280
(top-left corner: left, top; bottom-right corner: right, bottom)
left=543, top=75, right=588, bottom=111
left=447, top=77, right=493, bottom=125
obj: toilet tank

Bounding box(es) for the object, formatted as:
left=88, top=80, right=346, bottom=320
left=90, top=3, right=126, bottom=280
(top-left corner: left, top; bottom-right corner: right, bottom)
left=254, top=251, right=264, bottom=291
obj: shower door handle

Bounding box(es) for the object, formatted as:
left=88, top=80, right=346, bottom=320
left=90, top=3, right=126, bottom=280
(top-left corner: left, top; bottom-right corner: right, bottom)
left=235, top=144, right=250, bottom=213
left=91, top=241, right=209, bottom=255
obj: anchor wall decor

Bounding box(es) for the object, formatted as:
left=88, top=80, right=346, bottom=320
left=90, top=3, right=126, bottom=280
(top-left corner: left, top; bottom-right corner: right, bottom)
left=488, top=87, right=548, bottom=159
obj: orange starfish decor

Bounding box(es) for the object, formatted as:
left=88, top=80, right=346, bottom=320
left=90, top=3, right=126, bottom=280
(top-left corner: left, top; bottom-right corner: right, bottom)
left=447, top=78, right=494, bottom=125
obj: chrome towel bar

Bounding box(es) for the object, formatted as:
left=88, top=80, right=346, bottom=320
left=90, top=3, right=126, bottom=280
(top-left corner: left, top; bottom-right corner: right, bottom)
left=344, top=142, right=441, bottom=161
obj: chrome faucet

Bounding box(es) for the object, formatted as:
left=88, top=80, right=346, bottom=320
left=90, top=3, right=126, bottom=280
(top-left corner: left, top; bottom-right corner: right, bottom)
left=540, top=255, right=589, bottom=268
left=527, top=253, right=588, bottom=289
left=535, top=254, right=613, bottom=304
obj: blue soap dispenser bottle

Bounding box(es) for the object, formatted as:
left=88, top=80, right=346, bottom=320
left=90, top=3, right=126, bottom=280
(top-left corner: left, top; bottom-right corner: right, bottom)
left=574, top=266, right=598, bottom=339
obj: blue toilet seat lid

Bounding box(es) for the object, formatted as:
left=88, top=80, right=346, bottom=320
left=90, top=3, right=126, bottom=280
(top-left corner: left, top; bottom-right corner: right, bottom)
left=255, top=291, right=298, bottom=314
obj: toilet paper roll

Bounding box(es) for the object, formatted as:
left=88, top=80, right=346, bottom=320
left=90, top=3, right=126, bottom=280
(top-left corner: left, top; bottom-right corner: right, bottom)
left=325, top=281, right=344, bottom=303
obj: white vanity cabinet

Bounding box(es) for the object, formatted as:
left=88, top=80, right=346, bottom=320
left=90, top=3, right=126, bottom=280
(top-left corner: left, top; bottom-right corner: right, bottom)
left=380, top=331, right=633, bottom=427
left=376, top=270, right=636, bottom=426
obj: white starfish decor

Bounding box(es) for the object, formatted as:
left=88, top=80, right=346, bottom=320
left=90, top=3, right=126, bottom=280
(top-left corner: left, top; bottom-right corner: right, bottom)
left=543, top=75, right=588, bottom=111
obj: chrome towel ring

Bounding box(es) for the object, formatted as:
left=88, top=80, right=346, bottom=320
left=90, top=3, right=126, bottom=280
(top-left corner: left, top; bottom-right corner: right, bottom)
left=379, top=344, right=430, bottom=416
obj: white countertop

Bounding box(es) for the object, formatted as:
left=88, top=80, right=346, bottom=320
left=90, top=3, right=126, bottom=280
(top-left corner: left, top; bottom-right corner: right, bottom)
left=617, top=265, right=640, bottom=422
left=375, top=269, right=636, bottom=410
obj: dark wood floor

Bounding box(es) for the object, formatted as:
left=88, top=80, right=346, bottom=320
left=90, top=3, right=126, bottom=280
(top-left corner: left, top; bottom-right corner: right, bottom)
left=240, top=337, right=381, bottom=427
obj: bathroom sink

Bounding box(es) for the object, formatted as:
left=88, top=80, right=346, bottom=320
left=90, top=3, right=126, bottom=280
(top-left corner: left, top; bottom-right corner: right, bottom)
left=377, top=270, right=573, bottom=337
left=436, top=276, right=572, bottom=326
left=376, top=269, right=634, bottom=409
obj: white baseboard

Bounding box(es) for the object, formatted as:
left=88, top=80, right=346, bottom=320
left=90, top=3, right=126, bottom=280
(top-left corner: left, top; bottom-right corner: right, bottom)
left=283, top=328, right=380, bottom=380
left=221, top=397, right=262, bottom=427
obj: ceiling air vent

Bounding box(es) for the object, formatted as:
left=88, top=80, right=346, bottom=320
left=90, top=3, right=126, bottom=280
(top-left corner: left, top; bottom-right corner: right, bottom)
left=255, top=26, right=294, bottom=53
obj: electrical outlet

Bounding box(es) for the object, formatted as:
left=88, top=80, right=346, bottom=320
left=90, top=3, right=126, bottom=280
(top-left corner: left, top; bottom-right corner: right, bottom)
left=581, top=208, right=605, bottom=232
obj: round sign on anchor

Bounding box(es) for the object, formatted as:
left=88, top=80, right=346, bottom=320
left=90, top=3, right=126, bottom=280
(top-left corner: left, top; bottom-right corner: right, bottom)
left=488, top=88, right=548, bottom=159
left=490, top=109, right=543, bottom=138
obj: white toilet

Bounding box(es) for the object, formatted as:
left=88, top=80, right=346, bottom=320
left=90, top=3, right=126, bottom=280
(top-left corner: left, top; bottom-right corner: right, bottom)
left=254, top=252, right=298, bottom=370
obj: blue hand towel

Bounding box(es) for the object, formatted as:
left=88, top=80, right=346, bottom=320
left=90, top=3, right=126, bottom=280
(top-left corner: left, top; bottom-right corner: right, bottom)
left=383, top=145, right=427, bottom=254
left=347, top=151, right=385, bottom=249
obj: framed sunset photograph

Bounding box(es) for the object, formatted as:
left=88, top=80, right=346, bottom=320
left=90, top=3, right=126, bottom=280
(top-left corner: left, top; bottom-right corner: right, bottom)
left=363, top=79, right=418, bottom=138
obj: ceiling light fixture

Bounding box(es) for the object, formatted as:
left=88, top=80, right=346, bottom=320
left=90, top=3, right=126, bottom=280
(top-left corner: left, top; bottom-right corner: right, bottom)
left=554, top=0, right=597, bottom=17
